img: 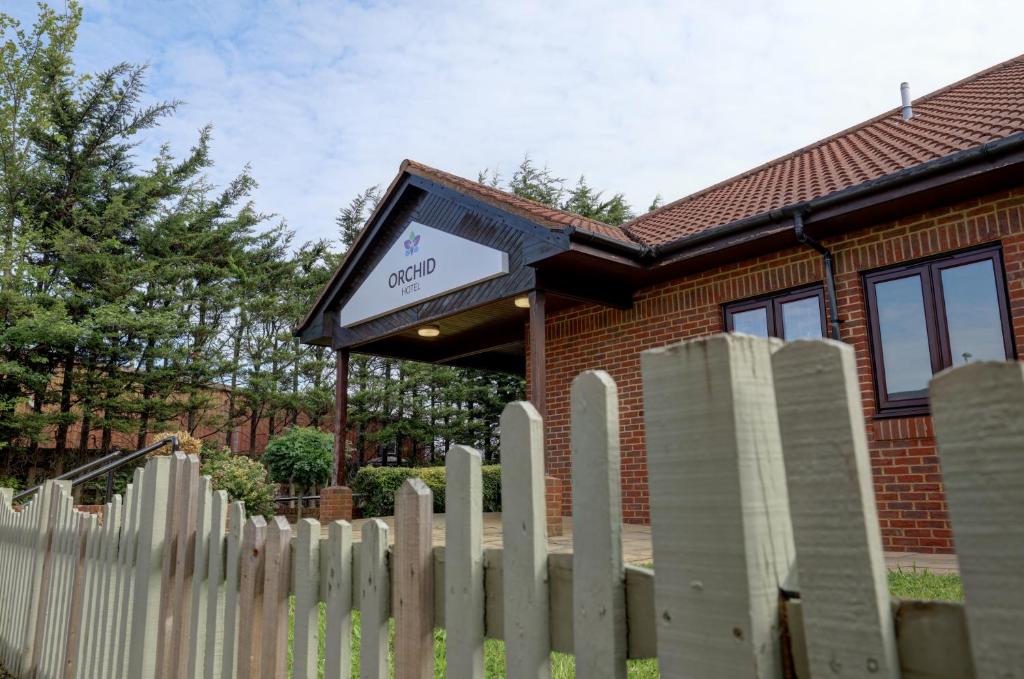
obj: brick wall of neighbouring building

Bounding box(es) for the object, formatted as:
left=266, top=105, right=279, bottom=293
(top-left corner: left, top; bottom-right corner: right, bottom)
left=529, top=186, right=1024, bottom=554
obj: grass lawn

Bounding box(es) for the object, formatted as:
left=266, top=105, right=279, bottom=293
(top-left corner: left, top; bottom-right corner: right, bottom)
left=887, top=567, right=963, bottom=601
left=286, top=568, right=963, bottom=678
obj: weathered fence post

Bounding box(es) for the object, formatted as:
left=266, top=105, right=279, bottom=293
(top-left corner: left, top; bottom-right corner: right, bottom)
left=202, top=490, right=229, bottom=679
left=641, top=334, right=795, bottom=678
left=360, top=518, right=390, bottom=679
left=236, top=515, right=266, bottom=679
left=292, top=518, right=321, bottom=679
left=932, top=362, right=1024, bottom=675
left=260, top=516, right=292, bottom=679
left=188, top=476, right=213, bottom=677
left=571, top=370, right=627, bottom=679
left=126, top=457, right=173, bottom=679
left=323, top=519, right=353, bottom=679
left=500, top=401, right=551, bottom=679
left=62, top=512, right=93, bottom=679
left=394, top=478, right=435, bottom=679
left=22, top=481, right=66, bottom=678
left=171, top=455, right=201, bottom=679
left=113, top=470, right=144, bottom=679
left=773, top=340, right=899, bottom=678
left=220, top=501, right=246, bottom=679
left=445, top=445, right=485, bottom=679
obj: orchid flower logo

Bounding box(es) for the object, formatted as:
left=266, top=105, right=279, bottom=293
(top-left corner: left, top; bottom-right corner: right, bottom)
left=403, top=230, right=420, bottom=256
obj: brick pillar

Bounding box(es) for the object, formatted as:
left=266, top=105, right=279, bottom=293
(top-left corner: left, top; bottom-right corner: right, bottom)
left=545, top=475, right=563, bottom=538
left=319, top=486, right=353, bottom=523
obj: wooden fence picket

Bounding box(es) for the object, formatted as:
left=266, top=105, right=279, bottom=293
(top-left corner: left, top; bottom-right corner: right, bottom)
left=155, top=453, right=186, bottom=676
left=82, top=496, right=118, bottom=679
left=571, top=370, right=627, bottom=679
left=773, top=340, right=899, bottom=678
left=27, top=481, right=70, bottom=679
left=51, top=494, right=79, bottom=675
left=127, top=456, right=173, bottom=679
left=236, top=515, right=267, bottom=679
left=113, top=470, right=144, bottom=679
left=74, top=504, right=99, bottom=678
left=445, top=445, right=485, bottom=679
left=187, top=476, right=213, bottom=678
left=394, top=478, right=435, bottom=679
left=0, top=489, right=12, bottom=669
left=202, top=490, right=229, bottom=679
left=931, top=362, right=1024, bottom=676
left=260, top=516, right=292, bottom=679
left=323, top=519, right=353, bottom=679
left=169, top=454, right=201, bottom=679
left=62, top=513, right=93, bottom=679
left=292, top=518, right=321, bottom=679
left=220, top=501, right=246, bottom=679
left=641, top=334, right=795, bottom=679
left=39, top=492, right=69, bottom=679
left=500, top=401, right=551, bottom=679
left=360, top=518, right=390, bottom=679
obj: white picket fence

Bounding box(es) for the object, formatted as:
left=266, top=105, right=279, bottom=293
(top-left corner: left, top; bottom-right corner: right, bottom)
left=0, top=334, right=1020, bottom=678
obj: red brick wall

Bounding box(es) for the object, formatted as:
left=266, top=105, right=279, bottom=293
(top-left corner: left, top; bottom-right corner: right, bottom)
left=531, top=187, right=1024, bottom=553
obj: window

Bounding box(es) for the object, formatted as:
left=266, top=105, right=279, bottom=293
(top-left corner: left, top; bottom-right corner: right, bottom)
left=724, top=286, right=827, bottom=340
left=864, top=246, right=1014, bottom=415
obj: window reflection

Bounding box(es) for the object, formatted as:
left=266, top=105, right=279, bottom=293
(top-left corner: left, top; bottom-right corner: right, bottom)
left=781, top=297, right=823, bottom=340
left=875, top=275, right=932, bottom=400
left=942, top=260, right=1006, bottom=365
left=731, top=307, right=769, bottom=337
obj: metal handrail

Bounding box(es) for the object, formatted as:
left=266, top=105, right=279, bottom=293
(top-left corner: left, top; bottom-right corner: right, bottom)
left=274, top=494, right=321, bottom=503
left=13, top=436, right=179, bottom=503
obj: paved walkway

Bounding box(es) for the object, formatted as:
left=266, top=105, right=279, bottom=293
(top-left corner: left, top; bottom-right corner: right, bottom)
left=337, top=512, right=959, bottom=574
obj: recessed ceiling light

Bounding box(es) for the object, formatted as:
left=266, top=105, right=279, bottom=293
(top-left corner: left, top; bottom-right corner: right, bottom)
left=417, top=325, right=441, bottom=338
left=514, top=295, right=530, bottom=308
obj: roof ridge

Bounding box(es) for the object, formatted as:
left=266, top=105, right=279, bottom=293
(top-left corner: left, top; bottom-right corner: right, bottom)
left=400, top=158, right=639, bottom=239
left=624, top=51, right=1024, bottom=231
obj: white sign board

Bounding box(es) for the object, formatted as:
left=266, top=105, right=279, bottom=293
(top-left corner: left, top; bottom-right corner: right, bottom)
left=338, top=221, right=510, bottom=327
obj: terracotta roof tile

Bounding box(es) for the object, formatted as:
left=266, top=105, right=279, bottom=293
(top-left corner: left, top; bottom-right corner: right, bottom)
left=623, top=53, right=1024, bottom=247
left=401, top=159, right=636, bottom=244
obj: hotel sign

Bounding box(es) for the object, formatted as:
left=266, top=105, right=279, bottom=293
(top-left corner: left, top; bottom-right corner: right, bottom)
left=338, top=221, right=509, bottom=326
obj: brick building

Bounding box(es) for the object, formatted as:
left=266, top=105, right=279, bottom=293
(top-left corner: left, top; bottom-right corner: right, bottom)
left=299, top=55, right=1024, bottom=553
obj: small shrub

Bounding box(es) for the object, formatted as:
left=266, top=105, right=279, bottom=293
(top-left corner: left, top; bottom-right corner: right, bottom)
left=201, top=453, right=276, bottom=518
left=353, top=464, right=501, bottom=517
left=0, top=476, right=21, bottom=493
left=261, top=427, right=333, bottom=493
left=150, top=430, right=202, bottom=456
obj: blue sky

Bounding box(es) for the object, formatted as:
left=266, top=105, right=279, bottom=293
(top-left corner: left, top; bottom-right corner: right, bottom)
left=9, top=1, right=1024, bottom=246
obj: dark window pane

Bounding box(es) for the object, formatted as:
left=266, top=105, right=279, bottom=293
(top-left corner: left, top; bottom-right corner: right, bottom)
left=875, top=275, right=932, bottom=400
left=731, top=307, right=769, bottom=337
left=941, top=259, right=1007, bottom=365
left=781, top=297, right=823, bottom=340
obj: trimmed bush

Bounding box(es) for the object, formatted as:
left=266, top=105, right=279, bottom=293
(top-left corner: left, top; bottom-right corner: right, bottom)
left=150, top=430, right=202, bottom=456
left=353, top=464, right=501, bottom=517
left=200, top=450, right=277, bottom=518
left=261, top=427, right=333, bottom=492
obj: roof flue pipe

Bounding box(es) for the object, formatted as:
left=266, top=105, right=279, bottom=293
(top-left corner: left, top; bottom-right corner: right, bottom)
left=901, top=82, right=913, bottom=120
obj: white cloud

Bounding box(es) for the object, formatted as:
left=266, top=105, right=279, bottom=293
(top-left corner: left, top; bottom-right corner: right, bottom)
left=14, top=0, right=1024, bottom=244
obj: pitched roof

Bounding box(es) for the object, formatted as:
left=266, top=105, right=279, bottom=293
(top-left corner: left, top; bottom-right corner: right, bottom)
left=622, top=53, right=1024, bottom=247
left=401, top=160, right=635, bottom=244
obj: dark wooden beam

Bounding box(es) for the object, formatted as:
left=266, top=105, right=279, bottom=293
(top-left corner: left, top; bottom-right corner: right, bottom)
left=536, top=269, right=634, bottom=309
left=334, top=348, right=349, bottom=486
left=529, top=289, right=546, bottom=420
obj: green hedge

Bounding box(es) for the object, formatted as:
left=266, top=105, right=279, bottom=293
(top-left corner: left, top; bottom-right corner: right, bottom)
left=352, top=464, right=501, bottom=517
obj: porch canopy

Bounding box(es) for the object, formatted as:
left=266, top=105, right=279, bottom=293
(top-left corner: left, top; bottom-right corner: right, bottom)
left=296, top=161, right=646, bottom=398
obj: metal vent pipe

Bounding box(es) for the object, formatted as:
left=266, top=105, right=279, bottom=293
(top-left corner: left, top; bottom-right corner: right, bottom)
left=901, top=82, right=913, bottom=120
